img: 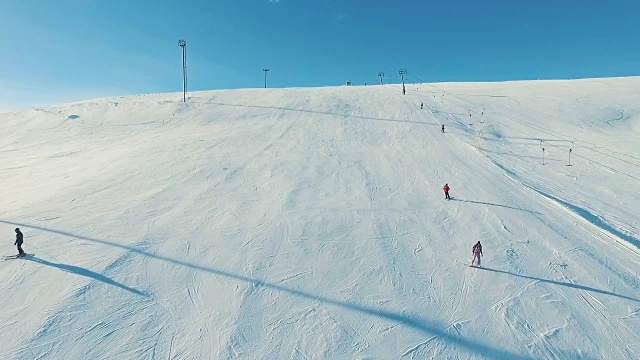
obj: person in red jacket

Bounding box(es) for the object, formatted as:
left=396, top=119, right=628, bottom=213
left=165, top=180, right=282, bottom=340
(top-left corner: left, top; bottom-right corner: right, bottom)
left=471, top=241, right=483, bottom=267
left=443, top=183, right=450, bottom=200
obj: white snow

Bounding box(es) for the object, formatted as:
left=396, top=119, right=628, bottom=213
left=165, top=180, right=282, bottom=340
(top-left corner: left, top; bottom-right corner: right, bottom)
left=1, top=77, right=639, bottom=359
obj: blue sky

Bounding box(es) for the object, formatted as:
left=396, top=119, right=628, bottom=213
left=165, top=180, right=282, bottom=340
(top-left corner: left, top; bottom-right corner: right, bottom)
left=1, top=0, right=638, bottom=110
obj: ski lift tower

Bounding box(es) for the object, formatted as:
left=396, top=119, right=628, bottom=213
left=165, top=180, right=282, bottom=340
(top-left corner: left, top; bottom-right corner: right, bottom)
left=178, top=39, right=187, bottom=102
left=399, top=69, right=407, bottom=95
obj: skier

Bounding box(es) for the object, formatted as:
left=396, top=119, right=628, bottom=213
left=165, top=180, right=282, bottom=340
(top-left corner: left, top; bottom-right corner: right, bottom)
left=14, top=228, right=25, bottom=257
left=443, top=183, right=450, bottom=200
left=441, top=124, right=445, bottom=133
left=471, top=241, right=483, bottom=267
left=420, top=103, right=424, bottom=109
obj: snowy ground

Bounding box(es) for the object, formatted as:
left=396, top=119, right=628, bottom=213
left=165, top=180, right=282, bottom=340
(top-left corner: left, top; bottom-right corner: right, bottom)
left=0, top=77, right=639, bottom=359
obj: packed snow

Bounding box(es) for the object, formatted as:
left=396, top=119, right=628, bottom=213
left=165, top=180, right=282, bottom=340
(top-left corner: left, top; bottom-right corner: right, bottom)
left=1, top=77, right=639, bottom=359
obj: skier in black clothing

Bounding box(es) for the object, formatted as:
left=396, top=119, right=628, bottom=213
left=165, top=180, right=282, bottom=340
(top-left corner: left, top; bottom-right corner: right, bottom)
left=420, top=103, right=424, bottom=109
left=471, top=241, right=483, bottom=267
left=442, top=124, right=445, bottom=133
left=14, top=228, right=25, bottom=257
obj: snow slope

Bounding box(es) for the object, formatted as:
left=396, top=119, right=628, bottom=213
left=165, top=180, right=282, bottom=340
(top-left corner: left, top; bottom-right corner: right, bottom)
left=0, top=77, right=639, bottom=359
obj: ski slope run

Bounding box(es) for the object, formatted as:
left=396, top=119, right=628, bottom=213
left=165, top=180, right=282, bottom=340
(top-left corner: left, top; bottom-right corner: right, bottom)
left=1, top=77, right=639, bottom=359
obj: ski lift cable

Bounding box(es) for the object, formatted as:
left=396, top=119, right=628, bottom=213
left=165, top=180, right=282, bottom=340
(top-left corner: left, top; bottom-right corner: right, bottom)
left=407, top=72, right=640, bottom=166
left=406, top=73, right=640, bottom=180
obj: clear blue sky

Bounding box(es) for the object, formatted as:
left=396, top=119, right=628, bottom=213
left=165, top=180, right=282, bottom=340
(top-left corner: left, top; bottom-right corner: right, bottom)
left=1, top=0, right=638, bottom=109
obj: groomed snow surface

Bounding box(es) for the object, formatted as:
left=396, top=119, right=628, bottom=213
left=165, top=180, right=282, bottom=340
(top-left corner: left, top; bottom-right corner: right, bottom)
left=1, top=77, right=639, bottom=359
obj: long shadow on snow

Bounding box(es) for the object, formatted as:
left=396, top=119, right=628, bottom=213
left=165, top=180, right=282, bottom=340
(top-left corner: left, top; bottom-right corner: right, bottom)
left=529, top=188, right=640, bottom=250
left=480, top=148, right=565, bottom=163
left=456, top=131, right=574, bottom=147
left=24, top=256, right=147, bottom=297
left=190, top=101, right=442, bottom=127
left=1, top=219, right=531, bottom=360
left=450, top=199, right=543, bottom=215
left=476, top=267, right=639, bottom=303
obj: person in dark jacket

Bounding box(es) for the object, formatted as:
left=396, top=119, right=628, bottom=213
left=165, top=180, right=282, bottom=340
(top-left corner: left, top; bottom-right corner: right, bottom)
left=443, top=183, right=450, bottom=200
left=14, top=228, right=25, bottom=257
left=471, top=241, right=483, bottom=267
left=442, top=124, right=445, bottom=133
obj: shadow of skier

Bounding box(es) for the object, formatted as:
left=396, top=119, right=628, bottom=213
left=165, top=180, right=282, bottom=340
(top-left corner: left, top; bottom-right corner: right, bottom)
left=477, top=267, right=639, bottom=303
left=25, top=256, right=147, bottom=297
left=450, top=198, right=543, bottom=215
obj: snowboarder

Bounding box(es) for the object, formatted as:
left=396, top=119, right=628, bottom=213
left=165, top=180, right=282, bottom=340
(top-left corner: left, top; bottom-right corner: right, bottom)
left=441, top=124, right=445, bottom=133
left=420, top=103, right=424, bottom=109
left=443, top=183, right=450, bottom=200
left=14, top=228, right=25, bottom=257
left=471, top=241, right=483, bottom=267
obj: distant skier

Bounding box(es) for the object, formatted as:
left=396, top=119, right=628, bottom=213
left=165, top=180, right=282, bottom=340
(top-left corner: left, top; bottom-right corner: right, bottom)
left=14, top=228, right=25, bottom=257
left=471, top=241, right=483, bottom=267
left=443, top=183, right=450, bottom=200
left=420, top=103, right=424, bottom=109
left=441, top=124, right=445, bottom=133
